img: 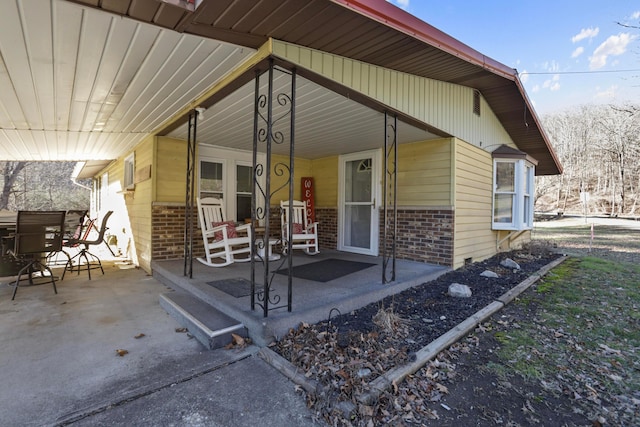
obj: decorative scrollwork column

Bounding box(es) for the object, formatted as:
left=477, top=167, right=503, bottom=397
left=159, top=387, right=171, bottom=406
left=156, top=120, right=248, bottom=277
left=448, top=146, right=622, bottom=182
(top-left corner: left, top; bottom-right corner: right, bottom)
left=382, top=112, right=398, bottom=283
left=251, top=59, right=296, bottom=316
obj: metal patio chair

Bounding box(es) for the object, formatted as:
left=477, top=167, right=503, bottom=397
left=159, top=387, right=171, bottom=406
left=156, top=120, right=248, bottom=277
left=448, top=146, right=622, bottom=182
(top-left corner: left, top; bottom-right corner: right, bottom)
left=8, top=210, right=66, bottom=300
left=45, top=209, right=88, bottom=266
left=62, top=211, right=113, bottom=280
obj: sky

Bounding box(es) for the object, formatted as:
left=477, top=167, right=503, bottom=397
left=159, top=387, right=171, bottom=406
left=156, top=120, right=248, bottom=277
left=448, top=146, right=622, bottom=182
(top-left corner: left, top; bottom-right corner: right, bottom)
left=386, top=0, right=640, bottom=116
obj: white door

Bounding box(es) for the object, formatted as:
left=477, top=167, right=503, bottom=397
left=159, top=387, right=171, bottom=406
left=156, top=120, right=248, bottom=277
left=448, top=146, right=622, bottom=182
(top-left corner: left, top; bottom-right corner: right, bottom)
left=338, top=150, right=380, bottom=256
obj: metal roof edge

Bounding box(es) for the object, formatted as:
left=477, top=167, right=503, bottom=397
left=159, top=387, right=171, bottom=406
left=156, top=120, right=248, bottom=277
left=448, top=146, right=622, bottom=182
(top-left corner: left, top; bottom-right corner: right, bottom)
left=329, top=0, right=517, bottom=81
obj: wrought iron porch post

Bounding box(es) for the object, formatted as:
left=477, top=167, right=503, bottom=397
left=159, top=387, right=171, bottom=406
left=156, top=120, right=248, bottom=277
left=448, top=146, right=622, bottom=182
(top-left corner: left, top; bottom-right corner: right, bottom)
left=183, top=109, right=198, bottom=278
left=382, top=112, right=398, bottom=283
left=251, top=59, right=296, bottom=316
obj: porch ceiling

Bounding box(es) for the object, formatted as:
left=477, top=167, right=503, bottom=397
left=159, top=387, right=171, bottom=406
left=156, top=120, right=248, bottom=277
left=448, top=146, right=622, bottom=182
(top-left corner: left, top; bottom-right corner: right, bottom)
left=0, top=0, right=561, bottom=175
left=165, top=69, right=440, bottom=158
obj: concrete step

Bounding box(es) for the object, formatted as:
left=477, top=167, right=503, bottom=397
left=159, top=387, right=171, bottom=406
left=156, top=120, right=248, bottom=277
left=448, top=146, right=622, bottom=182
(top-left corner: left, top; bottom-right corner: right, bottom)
left=159, top=291, right=247, bottom=350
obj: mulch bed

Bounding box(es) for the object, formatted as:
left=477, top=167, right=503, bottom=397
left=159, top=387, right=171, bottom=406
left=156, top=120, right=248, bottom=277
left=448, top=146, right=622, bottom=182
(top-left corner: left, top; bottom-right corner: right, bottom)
left=272, top=246, right=562, bottom=425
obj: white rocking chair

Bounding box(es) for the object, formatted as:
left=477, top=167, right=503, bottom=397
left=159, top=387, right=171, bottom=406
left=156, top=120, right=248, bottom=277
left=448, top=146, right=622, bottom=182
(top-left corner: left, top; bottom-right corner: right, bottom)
left=197, top=197, right=253, bottom=267
left=280, top=200, right=319, bottom=255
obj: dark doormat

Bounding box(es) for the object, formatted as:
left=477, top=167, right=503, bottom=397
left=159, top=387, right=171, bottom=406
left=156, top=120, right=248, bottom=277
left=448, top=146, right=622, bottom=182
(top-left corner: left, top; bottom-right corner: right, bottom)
left=206, top=277, right=252, bottom=298
left=276, top=258, right=377, bottom=282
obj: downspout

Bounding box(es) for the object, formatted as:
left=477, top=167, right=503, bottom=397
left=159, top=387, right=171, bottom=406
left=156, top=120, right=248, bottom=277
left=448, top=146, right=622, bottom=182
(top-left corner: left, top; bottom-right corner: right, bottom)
left=70, top=177, right=92, bottom=191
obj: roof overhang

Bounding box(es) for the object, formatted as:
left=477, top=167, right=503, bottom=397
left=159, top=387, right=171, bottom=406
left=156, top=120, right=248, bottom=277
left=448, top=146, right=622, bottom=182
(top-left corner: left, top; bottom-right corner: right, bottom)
left=1, top=0, right=562, bottom=175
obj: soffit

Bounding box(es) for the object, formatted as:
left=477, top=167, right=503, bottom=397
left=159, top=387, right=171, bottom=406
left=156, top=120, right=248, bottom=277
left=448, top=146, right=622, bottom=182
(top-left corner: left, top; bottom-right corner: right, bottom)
left=165, top=70, right=440, bottom=157
left=0, top=0, right=254, bottom=161
left=66, top=0, right=560, bottom=174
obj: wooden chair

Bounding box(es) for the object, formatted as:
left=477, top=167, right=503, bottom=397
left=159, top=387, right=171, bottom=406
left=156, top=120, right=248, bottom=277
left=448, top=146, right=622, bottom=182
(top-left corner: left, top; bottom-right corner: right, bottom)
left=280, top=200, right=319, bottom=255
left=196, top=197, right=253, bottom=267
left=8, top=210, right=66, bottom=300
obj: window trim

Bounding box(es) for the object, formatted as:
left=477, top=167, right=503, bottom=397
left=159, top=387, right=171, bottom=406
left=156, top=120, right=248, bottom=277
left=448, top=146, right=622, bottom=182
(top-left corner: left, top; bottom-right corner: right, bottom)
left=198, top=145, right=266, bottom=224
left=124, top=153, right=135, bottom=190
left=491, top=146, right=537, bottom=231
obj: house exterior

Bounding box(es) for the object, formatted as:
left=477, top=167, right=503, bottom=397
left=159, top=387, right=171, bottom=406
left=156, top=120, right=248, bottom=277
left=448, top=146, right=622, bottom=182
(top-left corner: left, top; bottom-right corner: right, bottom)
left=0, top=0, right=562, bottom=275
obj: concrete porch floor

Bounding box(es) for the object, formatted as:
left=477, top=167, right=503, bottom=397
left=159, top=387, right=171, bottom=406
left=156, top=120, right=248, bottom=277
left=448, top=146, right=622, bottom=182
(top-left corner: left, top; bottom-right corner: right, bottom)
left=152, top=250, right=450, bottom=346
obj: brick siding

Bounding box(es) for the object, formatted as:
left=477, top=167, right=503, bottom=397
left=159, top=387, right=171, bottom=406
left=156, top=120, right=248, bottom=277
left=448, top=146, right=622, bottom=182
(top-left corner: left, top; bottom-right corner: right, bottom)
left=151, top=203, right=453, bottom=267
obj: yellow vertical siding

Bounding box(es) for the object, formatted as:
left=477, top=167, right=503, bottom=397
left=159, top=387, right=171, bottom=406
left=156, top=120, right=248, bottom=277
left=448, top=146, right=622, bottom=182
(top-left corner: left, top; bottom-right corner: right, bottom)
left=453, top=139, right=495, bottom=268
left=310, top=156, right=338, bottom=207
left=397, top=139, right=453, bottom=207
left=156, top=136, right=189, bottom=203
left=272, top=40, right=515, bottom=151
left=93, top=135, right=155, bottom=272
left=270, top=154, right=313, bottom=203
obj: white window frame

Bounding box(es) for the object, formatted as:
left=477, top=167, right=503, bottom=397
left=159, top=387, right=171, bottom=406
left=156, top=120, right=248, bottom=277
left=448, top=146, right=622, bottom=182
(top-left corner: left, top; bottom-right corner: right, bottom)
left=124, top=153, right=135, bottom=190
left=492, top=158, right=535, bottom=231
left=198, top=145, right=266, bottom=223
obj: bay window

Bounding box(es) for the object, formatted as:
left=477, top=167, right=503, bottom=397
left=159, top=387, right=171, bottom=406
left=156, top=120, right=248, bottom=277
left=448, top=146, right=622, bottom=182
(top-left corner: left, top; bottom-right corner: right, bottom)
left=492, top=146, right=537, bottom=231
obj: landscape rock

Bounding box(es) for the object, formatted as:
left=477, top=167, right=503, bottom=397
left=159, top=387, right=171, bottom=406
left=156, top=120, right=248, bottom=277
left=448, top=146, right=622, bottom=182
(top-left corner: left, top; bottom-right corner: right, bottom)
left=480, top=270, right=499, bottom=278
left=500, top=258, right=521, bottom=270
left=448, top=283, right=472, bottom=298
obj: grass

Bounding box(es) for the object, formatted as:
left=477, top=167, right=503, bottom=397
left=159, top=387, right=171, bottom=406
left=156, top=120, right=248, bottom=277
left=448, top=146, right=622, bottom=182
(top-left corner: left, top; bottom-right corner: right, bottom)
left=490, top=253, right=640, bottom=423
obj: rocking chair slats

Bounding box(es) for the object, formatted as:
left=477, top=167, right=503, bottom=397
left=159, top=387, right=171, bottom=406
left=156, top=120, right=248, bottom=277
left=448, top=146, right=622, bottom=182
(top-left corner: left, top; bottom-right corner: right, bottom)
left=280, top=200, right=319, bottom=255
left=196, top=197, right=252, bottom=267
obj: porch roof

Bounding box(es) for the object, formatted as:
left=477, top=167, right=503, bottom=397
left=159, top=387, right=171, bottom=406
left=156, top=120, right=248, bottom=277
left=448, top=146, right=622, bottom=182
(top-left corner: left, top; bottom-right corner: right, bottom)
left=0, top=0, right=561, bottom=175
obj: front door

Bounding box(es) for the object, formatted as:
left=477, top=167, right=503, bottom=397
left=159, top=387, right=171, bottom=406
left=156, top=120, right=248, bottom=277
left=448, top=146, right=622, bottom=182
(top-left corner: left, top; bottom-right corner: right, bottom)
left=338, top=150, right=380, bottom=256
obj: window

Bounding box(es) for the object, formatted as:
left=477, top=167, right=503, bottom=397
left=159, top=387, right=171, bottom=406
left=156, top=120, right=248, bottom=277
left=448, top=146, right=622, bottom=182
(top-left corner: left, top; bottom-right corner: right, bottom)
left=492, top=146, right=537, bottom=231
left=236, top=164, right=252, bottom=223
left=124, top=153, right=135, bottom=190
left=199, top=146, right=265, bottom=224
left=200, top=160, right=224, bottom=199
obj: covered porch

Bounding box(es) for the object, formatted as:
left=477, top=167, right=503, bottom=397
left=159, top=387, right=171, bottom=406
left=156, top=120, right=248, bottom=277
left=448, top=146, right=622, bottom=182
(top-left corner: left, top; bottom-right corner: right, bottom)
left=152, top=250, right=448, bottom=346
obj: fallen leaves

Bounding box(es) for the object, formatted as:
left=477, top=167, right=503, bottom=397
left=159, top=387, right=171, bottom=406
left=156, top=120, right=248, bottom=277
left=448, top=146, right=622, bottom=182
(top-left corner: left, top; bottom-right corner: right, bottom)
left=115, top=349, right=128, bottom=357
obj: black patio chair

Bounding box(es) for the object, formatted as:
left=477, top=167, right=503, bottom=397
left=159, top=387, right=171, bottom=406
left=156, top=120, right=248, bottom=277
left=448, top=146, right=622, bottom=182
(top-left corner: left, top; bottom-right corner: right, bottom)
left=45, top=209, right=88, bottom=266
left=62, top=211, right=113, bottom=280
left=8, top=210, right=66, bottom=300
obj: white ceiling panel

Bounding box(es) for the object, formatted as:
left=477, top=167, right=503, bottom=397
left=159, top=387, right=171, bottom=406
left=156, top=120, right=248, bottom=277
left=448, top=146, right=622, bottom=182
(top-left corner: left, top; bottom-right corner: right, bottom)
left=0, top=0, right=255, bottom=161
left=167, top=71, right=439, bottom=158
left=0, top=0, right=436, bottom=163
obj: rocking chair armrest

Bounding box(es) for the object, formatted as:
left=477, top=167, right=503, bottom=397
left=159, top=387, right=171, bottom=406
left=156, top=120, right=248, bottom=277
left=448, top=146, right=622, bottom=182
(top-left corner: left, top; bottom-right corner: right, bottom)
left=305, top=222, right=319, bottom=232
left=235, top=223, right=251, bottom=232
left=203, top=223, right=229, bottom=238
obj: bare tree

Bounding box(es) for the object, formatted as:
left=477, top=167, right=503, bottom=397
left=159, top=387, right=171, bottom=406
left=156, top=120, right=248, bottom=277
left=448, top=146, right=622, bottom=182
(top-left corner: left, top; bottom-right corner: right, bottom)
left=0, top=162, right=29, bottom=210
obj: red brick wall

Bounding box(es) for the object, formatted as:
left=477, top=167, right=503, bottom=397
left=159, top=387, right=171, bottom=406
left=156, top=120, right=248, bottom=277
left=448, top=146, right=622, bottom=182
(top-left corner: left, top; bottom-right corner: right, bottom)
left=384, top=208, right=454, bottom=267
left=151, top=204, right=453, bottom=266
left=151, top=204, right=203, bottom=261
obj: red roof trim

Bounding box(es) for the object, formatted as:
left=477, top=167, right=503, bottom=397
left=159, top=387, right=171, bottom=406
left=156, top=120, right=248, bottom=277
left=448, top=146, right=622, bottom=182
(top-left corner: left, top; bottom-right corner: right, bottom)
left=329, top=0, right=517, bottom=80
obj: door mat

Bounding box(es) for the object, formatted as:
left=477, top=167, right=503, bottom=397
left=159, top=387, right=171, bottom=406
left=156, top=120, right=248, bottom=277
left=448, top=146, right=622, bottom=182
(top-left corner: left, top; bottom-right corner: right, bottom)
left=206, top=277, right=252, bottom=298
left=276, top=258, right=376, bottom=283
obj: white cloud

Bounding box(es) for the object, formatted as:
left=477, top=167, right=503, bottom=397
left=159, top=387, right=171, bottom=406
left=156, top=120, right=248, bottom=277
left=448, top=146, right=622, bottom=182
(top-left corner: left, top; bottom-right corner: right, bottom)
left=595, top=85, right=618, bottom=100
left=520, top=70, right=529, bottom=84
left=542, top=60, right=560, bottom=73
left=532, top=85, right=540, bottom=93
left=631, top=11, right=640, bottom=20
left=542, top=74, right=560, bottom=91
left=571, top=27, right=599, bottom=43
left=571, top=46, right=584, bottom=58
left=387, top=0, right=410, bottom=9
left=589, top=33, right=637, bottom=69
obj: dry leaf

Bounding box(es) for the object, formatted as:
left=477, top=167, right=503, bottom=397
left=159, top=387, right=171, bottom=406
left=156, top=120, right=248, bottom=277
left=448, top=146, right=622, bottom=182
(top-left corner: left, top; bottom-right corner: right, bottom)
left=231, top=333, right=245, bottom=346
left=436, top=383, right=449, bottom=394
left=115, top=349, right=128, bottom=357
left=175, top=327, right=188, bottom=333
left=134, top=333, right=145, bottom=339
